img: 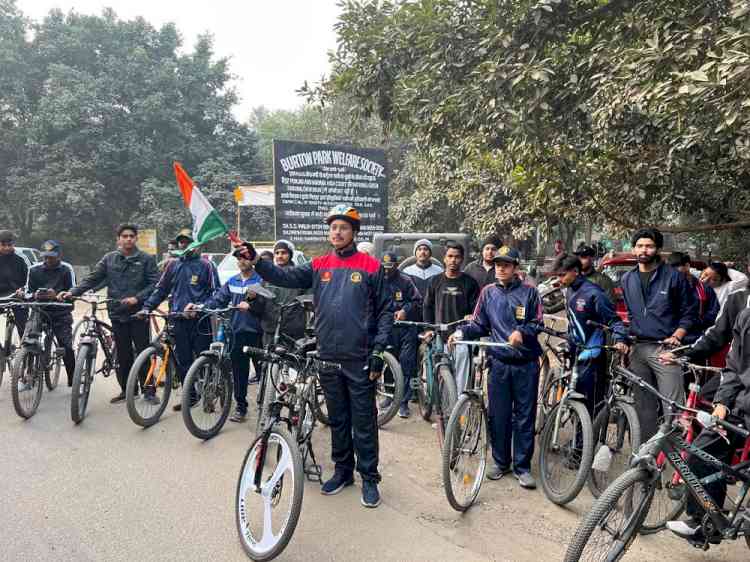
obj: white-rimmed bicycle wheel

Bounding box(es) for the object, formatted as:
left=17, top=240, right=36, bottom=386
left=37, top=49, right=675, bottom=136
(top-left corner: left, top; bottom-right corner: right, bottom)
left=442, top=393, right=487, bottom=511
left=236, top=425, right=304, bottom=561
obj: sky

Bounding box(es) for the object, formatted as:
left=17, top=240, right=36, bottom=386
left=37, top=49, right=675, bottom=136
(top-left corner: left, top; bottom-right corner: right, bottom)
left=16, top=0, right=342, bottom=121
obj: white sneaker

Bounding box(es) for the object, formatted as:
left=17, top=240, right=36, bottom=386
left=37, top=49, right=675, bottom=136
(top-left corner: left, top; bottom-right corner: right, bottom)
left=666, top=520, right=700, bottom=538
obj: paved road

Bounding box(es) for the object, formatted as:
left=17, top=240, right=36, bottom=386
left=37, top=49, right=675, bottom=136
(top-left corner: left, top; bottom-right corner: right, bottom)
left=0, top=310, right=746, bottom=561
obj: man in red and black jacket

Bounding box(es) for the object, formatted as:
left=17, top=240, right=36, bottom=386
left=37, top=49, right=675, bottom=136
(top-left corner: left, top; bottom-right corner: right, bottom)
left=237, top=205, right=392, bottom=509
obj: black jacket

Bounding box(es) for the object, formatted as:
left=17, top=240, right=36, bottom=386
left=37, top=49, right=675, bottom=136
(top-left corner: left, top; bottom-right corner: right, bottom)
left=71, top=249, right=159, bottom=321
left=0, top=253, right=28, bottom=297
left=686, top=288, right=750, bottom=361
left=464, top=260, right=495, bottom=289
left=28, top=262, right=75, bottom=319
left=715, top=307, right=750, bottom=427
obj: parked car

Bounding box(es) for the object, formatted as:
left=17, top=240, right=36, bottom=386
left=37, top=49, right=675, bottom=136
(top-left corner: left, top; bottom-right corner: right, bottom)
left=372, top=232, right=472, bottom=270
left=216, top=248, right=308, bottom=286
left=15, top=247, right=42, bottom=269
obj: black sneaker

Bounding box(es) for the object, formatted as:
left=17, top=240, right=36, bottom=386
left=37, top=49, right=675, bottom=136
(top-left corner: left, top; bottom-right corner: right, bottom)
left=172, top=403, right=182, bottom=412
left=248, top=376, right=260, bottom=385
left=110, top=392, right=126, bottom=404
left=321, top=472, right=354, bottom=496
left=361, top=480, right=381, bottom=508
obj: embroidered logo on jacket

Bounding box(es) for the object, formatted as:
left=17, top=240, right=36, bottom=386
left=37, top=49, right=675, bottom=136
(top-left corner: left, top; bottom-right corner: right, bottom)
left=321, top=271, right=332, bottom=283
left=351, top=272, right=362, bottom=284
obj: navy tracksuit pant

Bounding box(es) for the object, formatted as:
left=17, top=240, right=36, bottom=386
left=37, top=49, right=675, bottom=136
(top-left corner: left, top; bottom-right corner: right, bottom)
left=487, top=359, right=540, bottom=474
left=319, top=360, right=380, bottom=483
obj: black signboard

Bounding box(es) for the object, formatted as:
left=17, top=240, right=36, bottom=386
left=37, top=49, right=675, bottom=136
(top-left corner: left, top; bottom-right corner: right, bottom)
left=273, top=140, right=388, bottom=243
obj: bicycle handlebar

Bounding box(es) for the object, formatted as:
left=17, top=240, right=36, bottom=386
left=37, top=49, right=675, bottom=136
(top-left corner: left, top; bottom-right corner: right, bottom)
left=243, top=345, right=341, bottom=371
left=452, top=340, right=529, bottom=354
left=695, top=410, right=750, bottom=439
left=394, top=319, right=465, bottom=331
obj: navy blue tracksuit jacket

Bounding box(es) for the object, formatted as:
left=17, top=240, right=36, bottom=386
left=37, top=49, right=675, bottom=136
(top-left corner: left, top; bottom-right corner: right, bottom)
left=620, top=261, right=698, bottom=341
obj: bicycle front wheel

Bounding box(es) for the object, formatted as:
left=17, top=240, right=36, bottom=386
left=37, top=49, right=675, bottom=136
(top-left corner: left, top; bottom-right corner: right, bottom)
left=126, top=345, right=173, bottom=428
left=236, top=425, right=304, bottom=561
left=588, top=401, right=641, bottom=498
left=182, top=355, right=233, bottom=440
left=44, top=335, right=62, bottom=391
left=1, top=315, right=19, bottom=388
left=435, top=364, right=458, bottom=444
left=638, top=455, right=686, bottom=534
left=11, top=348, right=44, bottom=419
left=564, top=468, right=654, bottom=562
left=442, top=393, right=487, bottom=512
left=375, top=351, right=404, bottom=428
left=417, top=358, right=432, bottom=421
left=71, top=343, right=96, bottom=424
left=538, top=400, right=594, bottom=505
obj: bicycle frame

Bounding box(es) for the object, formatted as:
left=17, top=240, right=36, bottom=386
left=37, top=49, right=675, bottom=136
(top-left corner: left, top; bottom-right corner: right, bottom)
left=636, top=425, right=750, bottom=541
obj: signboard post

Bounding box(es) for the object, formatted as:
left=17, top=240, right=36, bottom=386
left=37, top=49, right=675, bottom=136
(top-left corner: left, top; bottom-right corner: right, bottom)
left=272, top=140, right=388, bottom=243
left=139, top=229, right=158, bottom=256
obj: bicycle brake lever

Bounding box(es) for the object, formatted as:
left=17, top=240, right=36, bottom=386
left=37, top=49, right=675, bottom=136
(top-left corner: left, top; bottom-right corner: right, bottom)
left=695, top=411, right=731, bottom=444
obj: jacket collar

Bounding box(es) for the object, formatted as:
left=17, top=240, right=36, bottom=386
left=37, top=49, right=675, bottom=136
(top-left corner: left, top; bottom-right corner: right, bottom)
left=334, top=244, right=357, bottom=258
left=496, top=276, right=521, bottom=291
left=570, top=276, right=586, bottom=291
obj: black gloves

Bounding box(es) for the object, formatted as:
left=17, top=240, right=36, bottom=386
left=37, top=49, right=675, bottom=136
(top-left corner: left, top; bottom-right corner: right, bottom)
left=368, top=351, right=385, bottom=380
left=232, top=241, right=257, bottom=261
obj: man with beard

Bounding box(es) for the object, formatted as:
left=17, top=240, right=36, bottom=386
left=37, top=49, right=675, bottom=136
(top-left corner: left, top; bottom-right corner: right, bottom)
left=465, top=236, right=502, bottom=289
left=402, top=239, right=443, bottom=297
left=620, top=228, right=698, bottom=438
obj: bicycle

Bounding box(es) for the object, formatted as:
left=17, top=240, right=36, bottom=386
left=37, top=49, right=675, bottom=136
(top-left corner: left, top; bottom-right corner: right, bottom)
left=637, top=356, right=727, bottom=534
left=535, top=327, right=602, bottom=505
left=125, top=311, right=188, bottom=428
left=10, top=299, right=72, bottom=419
left=564, top=366, right=750, bottom=561
left=236, top=344, right=340, bottom=561
left=0, top=296, right=23, bottom=388
left=442, top=338, right=525, bottom=511
left=67, top=295, right=119, bottom=424
left=536, top=323, right=571, bottom=434
left=180, top=306, right=235, bottom=440
left=394, top=319, right=462, bottom=447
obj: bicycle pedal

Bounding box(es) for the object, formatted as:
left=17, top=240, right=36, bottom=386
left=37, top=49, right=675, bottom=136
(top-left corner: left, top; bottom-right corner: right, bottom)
left=304, top=463, right=323, bottom=483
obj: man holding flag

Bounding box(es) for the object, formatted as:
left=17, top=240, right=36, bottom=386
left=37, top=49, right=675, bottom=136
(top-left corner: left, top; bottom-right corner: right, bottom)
left=235, top=204, right=393, bottom=509
left=136, top=163, right=223, bottom=410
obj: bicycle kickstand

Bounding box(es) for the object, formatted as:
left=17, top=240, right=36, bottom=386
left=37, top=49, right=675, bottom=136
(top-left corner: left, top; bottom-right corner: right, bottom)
left=302, top=441, right=323, bottom=484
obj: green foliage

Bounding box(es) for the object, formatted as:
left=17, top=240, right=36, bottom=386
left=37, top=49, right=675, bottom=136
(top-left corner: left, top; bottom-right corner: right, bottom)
left=0, top=2, right=259, bottom=263
left=319, top=0, right=750, bottom=249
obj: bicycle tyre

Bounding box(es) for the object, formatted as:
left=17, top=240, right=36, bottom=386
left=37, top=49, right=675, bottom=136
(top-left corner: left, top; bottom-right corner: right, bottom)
left=536, top=354, right=553, bottom=434
left=564, top=468, right=654, bottom=562
left=0, top=316, right=17, bottom=388
left=257, top=363, right=280, bottom=434
left=442, top=393, right=487, bottom=512
left=588, top=401, right=641, bottom=498
left=435, top=364, right=458, bottom=444
left=417, top=358, right=432, bottom=421
left=44, top=334, right=62, bottom=391
left=126, top=345, right=172, bottom=428
left=71, top=343, right=95, bottom=424
left=538, top=400, right=594, bottom=505
left=182, top=355, right=233, bottom=440
left=72, top=318, right=88, bottom=350
left=311, top=377, right=329, bottom=426
left=376, top=351, right=404, bottom=428
left=11, top=348, right=44, bottom=419
left=236, top=425, right=304, bottom=561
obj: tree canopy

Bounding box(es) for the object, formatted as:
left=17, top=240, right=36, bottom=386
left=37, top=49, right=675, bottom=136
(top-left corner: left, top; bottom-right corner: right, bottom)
left=0, top=1, right=260, bottom=262
left=317, top=0, right=750, bottom=254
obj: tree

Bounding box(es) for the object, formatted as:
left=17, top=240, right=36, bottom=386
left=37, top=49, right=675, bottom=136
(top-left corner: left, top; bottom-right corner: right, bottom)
left=0, top=3, right=260, bottom=262
left=316, top=0, right=750, bottom=253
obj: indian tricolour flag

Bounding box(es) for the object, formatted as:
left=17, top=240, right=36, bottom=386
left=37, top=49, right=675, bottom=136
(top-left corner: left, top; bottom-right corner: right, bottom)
left=173, top=162, right=229, bottom=252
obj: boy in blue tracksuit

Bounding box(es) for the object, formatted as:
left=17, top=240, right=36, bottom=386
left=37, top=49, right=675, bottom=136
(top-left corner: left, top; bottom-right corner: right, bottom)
left=192, top=255, right=265, bottom=422
left=139, top=230, right=220, bottom=410
left=620, top=228, right=698, bottom=438
left=235, top=204, right=392, bottom=509
left=554, top=254, right=628, bottom=417
left=450, top=247, right=543, bottom=489
left=381, top=250, right=422, bottom=418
